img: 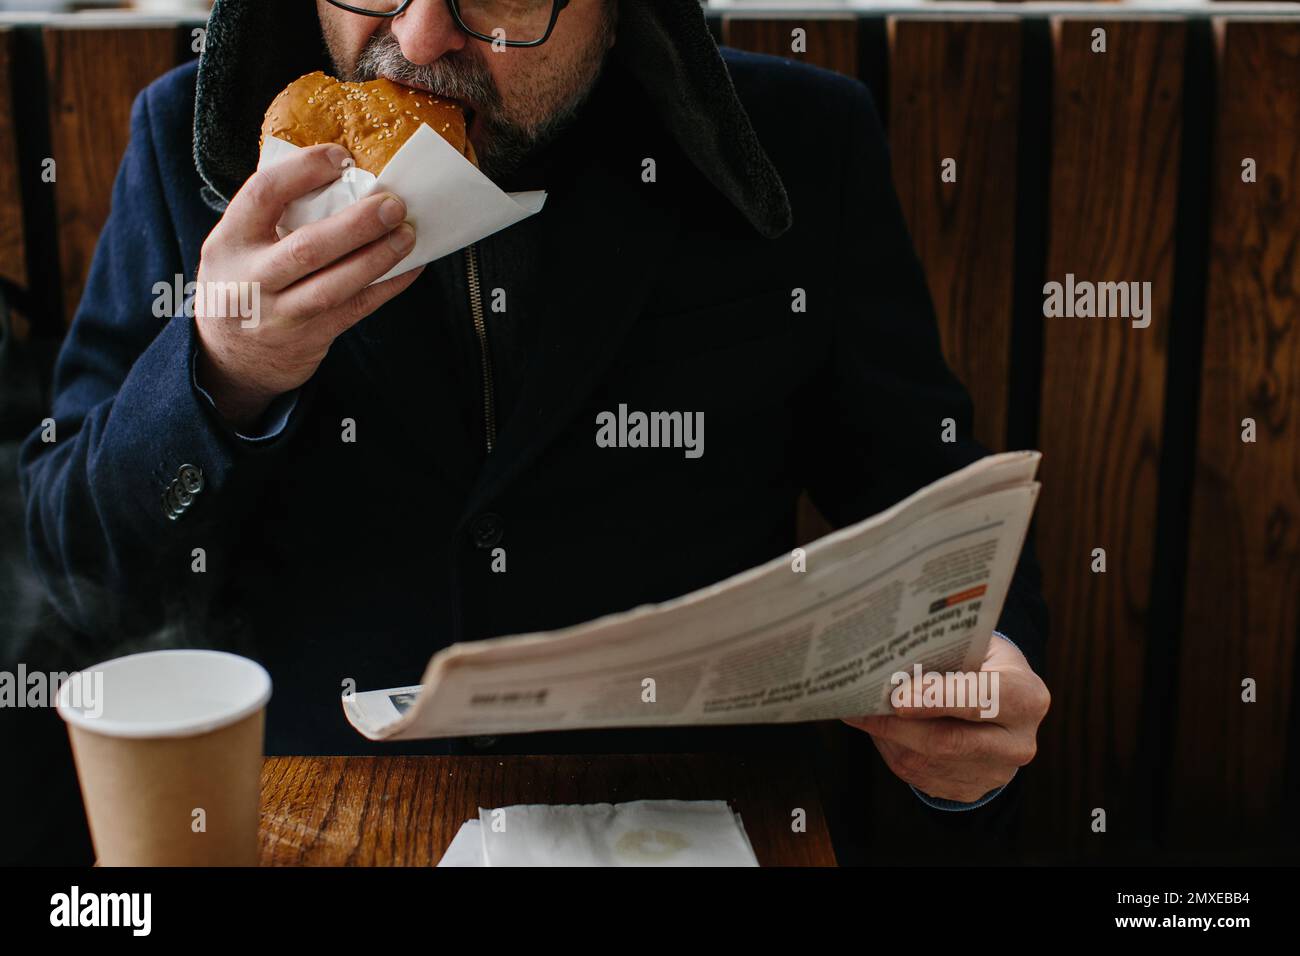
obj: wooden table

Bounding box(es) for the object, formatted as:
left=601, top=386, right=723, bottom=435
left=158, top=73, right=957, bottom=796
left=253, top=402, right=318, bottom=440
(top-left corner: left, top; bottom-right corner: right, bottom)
left=259, top=754, right=837, bottom=866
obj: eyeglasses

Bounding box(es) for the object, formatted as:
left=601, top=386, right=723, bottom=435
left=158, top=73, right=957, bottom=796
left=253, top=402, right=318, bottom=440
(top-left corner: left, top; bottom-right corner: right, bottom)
left=325, top=0, right=571, bottom=48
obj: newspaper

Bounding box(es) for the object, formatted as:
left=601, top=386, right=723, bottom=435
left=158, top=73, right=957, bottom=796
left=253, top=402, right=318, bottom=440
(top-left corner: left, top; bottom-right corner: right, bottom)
left=344, top=451, right=1042, bottom=741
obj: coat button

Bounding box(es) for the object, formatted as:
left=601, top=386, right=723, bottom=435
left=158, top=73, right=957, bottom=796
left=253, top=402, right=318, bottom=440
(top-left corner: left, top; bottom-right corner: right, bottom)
left=172, top=483, right=194, bottom=509
left=470, top=513, right=504, bottom=549
left=177, top=463, right=204, bottom=495
left=163, top=481, right=189, bottom=520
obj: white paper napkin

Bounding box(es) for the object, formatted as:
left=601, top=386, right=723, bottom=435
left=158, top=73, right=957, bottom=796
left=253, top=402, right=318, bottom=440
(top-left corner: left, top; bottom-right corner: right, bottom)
left=257, top=124, right=547, bottom=283
left=470, top=799, right=759, bottom=867
left=437, top=819, right=485, bottom=867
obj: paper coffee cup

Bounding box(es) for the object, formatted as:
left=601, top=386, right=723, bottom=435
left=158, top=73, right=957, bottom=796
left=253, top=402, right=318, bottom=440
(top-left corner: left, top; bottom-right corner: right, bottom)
left=57, top=650, right=272, bottom=867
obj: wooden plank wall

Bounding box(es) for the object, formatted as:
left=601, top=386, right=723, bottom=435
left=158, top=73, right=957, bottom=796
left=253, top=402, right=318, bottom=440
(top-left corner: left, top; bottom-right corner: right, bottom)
left=722, top=16, right=859, bottom=75
left=887, top=17, right=1021, bottom=453
left=1170, top=19, right=1300, bottom=852
left=0, top=28, right=26, bottom=295
left=722, top=11, right=1298, bottom=862
left=43, top=26, right=189, bottom=327
left=1030, top=17, right=1186, bottom=856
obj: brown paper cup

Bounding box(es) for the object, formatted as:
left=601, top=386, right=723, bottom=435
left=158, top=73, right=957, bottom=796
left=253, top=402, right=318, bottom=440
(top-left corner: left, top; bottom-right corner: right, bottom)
left=57, top=650, right=271, bottom=867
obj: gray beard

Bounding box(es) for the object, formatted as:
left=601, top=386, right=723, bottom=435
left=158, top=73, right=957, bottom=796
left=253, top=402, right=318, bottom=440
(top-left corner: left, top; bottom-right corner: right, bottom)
left=471, top=98, right=587, bottom=182
left=346, top=27, right=612, bottom=181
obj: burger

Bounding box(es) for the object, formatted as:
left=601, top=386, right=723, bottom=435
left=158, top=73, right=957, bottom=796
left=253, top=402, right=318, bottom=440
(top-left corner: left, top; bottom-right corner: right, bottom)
left=261, top=70, right=477, bottom=175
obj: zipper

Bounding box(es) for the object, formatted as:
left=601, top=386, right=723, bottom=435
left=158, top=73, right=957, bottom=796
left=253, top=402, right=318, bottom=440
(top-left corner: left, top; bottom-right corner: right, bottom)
left=464, top=242, right=496, bottom=453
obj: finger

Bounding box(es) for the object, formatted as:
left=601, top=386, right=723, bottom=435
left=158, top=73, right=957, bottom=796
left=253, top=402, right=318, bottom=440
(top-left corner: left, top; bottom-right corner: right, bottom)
left=959, top=666, right=1049, bottom=724
left=892, top=700, right=990, bottom=721
left=257, top=192, right=408, bottom=292
left=842, top=715, right=891, bottom=736
left=856, top=713, right=1000, bottom=762
left=844, top=714, right=907, bottom=743
left=226, top=144, right=355, bottom=242
left=853, top=715, right=1025, bottom=772
left=276, top=223, right=417, bottom=320
left=888, top=670, right=987, bottom=720
left=891, top=664, right=1044, bottom=724
left=856, top=720, right=1016, bottom=800
left=871, top=737, right=942, bottom=790
left=318, top=263, right=426, bottom=340
left=883, top=743, right=1002, bottom=803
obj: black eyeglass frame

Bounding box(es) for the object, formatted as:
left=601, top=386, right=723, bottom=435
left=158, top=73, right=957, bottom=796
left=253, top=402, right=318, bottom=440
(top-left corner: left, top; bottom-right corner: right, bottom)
left=324, top=0, right=572, bottom=48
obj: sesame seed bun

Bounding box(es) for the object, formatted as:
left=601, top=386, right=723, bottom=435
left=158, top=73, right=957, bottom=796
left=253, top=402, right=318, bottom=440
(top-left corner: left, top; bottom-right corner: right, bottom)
left=260, top=70, right=477, bottom=175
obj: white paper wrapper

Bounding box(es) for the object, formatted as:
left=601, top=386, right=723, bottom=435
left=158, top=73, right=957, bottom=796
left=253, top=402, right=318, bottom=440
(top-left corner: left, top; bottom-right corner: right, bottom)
left=257, top=124, right=547, bottom=283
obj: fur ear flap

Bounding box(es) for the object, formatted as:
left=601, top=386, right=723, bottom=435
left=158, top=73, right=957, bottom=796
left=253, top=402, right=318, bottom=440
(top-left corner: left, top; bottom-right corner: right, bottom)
left=610, top=1, right=792, bottom=239
left=193, top=0, right=331, bottom=208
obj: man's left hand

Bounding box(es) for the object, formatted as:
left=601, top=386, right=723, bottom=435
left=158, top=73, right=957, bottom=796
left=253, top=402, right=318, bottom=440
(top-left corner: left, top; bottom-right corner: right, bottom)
left=842, top=634, right=1051, bottom=804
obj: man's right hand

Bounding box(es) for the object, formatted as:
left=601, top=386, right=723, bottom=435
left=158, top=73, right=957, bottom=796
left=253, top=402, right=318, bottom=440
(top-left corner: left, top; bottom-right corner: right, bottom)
left=193, top=143, right=424, bottom=430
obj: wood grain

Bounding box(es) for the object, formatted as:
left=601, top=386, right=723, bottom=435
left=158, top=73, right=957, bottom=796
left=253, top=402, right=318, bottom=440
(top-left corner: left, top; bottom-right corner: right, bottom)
left=721, top=15, right=860, bottom=77
left=43, top=26, right=181, bottom=327
left=259, top=754, right=837, bottom=867
left=0, top=28, right=27, bottom=291
left=1026, top=18, right=1185, bottom=853
left=1167, top=19, right=1300, bottom=847
left=888, top=17, right=1021, bottom=452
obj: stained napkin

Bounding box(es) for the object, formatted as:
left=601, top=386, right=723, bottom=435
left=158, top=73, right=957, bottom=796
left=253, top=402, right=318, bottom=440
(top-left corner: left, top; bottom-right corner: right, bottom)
left=436, top=799, right=758, bottom=867
left=257, top=123, right=547, bottom=284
